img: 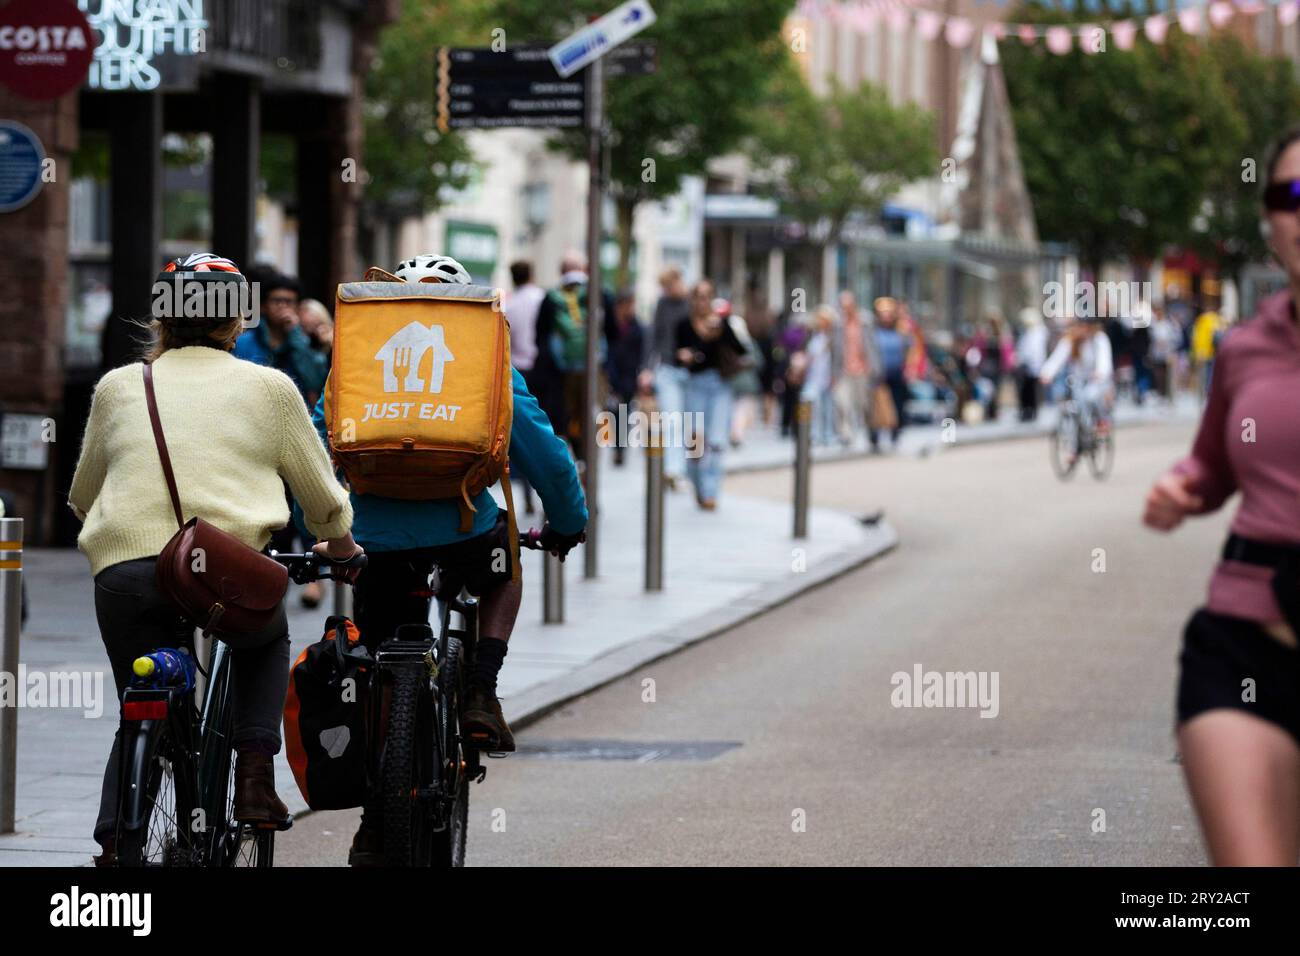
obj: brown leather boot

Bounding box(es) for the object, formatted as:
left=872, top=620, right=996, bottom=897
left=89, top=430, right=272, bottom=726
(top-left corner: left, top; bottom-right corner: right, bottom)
left=463, top=685, right=516, bottom=753
left=232, top=751, right=290, bottom=826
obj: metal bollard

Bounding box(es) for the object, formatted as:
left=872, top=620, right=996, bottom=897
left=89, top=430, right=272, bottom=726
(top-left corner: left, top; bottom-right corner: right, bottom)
left=645, top=435, right=665, bottom=592
left=793, top=400, right=812, bottom=539
left=542, top=550, right=564, bottom=624
left=0, top=517, right=23, bottom=834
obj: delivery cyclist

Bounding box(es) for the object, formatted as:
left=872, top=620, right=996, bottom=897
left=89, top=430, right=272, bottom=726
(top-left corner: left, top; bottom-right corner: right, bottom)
left=300, top=254, right=588, bottom=866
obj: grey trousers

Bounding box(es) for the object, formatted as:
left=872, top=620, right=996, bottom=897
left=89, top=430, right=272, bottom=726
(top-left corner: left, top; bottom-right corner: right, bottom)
left=91, top=557, right=289, bottom=844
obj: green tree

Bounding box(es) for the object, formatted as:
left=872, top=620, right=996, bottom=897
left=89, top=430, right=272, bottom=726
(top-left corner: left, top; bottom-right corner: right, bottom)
left=1002, top=7, right=1244, bottom=276
left=360, top=0, right=486, bottom=263
left=747, top=61, right=936, bottom=244
left=1194, top=34, right=1300, bottom=287
left=492, top=0, right=795, bottom=286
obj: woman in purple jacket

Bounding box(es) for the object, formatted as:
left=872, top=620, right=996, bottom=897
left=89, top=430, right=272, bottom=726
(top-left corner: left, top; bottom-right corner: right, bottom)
left=1144, top=129, right=1300, bottom=865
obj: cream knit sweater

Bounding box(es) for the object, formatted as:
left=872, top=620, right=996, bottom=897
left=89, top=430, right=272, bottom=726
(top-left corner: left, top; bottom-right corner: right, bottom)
left=69, top=346, right=353, bottom=577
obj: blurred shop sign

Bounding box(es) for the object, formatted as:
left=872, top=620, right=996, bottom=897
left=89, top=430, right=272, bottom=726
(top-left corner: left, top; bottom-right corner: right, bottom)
left=78, top=0, right=207, bottom=92
left=0, top=0, right=94, bottom=101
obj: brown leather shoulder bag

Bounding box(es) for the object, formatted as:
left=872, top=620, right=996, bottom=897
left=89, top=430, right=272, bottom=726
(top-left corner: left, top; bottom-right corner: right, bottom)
left=143, top=363, right=289, bottom=638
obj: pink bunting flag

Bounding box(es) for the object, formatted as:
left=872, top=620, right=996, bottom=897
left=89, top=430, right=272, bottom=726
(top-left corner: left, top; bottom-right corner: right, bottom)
left=1144, top=13, right=1169, bottom=43
left=1236, top=0, right=1266, bottom=16
left=1018, top=23, right=1037, bottom=45
left=916, top=10, right=945, bottom=41
left=1178, top=6, right=1203, bottom=33
left=1281, top=1, right=1300, bottom=27
left=1208, top=1, right=1235, bottom=27
left=1045, top=25, right=1072, bottom=55
left=987, top=22, right=1006, bottom=41
left=1111, top=19, right=1137, bottom=50
left=945, top=17, right=975, bottom=47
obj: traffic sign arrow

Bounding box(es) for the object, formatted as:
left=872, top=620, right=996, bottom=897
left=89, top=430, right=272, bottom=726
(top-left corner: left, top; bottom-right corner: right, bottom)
left=547, top=0, right=657, bottom=79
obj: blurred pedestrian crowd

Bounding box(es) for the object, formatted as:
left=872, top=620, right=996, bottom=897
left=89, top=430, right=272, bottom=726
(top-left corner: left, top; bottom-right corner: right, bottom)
left=230, top=255, right=1230, bottom=526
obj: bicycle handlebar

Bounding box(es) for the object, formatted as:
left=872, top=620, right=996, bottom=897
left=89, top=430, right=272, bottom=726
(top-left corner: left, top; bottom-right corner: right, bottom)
left=269, top=549, right=368, bottom=584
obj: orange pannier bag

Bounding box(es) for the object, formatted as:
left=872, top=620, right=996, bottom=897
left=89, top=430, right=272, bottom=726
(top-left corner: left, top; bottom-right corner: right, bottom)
left=325, top=271, right=517, bottom=555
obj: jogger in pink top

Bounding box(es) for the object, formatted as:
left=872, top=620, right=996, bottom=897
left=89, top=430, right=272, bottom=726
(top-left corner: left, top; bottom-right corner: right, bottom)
left=1144, top=128, right=1300, bottom=866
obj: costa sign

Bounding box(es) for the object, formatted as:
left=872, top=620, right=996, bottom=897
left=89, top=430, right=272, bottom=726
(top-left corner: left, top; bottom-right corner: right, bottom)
left=0, top=0, right=94, bottom=101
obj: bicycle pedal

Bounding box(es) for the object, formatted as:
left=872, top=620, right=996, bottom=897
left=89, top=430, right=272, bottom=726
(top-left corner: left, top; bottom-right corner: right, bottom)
left=484, top=750, right=511, bottom=759
left=251, top=815, right=294, bottom=832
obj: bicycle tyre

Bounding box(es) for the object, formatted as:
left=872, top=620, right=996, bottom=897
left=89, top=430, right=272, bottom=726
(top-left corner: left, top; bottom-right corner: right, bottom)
left=381, top=667, right=436, bottom=867
left=434, top=636, right=468, bottom=868
left=1087, top=428, right=1114, bottom=480
left=116, top=725, right=183, bottom=867
left=1050, top=414, right=1080, bottom=481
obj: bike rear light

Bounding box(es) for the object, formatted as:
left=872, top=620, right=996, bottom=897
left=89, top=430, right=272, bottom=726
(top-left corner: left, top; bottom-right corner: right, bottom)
left=123, top=699, right=168, bottom=720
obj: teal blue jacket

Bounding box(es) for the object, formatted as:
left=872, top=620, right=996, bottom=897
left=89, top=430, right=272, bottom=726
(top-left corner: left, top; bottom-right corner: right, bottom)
left=298, top=368, right=587, bottom=552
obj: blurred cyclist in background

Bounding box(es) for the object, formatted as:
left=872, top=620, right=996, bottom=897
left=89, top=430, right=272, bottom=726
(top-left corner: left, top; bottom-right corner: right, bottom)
left=1039, top=316, right=1114, bottom=438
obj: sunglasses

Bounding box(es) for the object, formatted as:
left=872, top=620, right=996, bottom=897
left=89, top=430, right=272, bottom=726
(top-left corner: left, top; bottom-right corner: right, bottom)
left=1263, top=179, right=1300, bottom=212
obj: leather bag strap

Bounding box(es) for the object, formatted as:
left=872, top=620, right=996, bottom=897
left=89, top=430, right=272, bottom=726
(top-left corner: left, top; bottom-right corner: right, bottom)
left=143, top=363, right=185, bottom=529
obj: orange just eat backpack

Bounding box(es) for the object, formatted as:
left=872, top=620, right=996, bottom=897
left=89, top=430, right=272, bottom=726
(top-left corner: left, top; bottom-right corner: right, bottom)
left=325, top=273, right=517, bottom=555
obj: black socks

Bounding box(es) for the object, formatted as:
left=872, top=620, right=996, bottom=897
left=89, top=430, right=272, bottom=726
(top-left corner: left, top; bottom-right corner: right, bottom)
left=471, top=638, right=508, bottom=695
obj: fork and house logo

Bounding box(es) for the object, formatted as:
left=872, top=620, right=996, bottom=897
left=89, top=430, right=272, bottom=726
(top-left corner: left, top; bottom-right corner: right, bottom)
left=368, top=320, right=459, bottom=421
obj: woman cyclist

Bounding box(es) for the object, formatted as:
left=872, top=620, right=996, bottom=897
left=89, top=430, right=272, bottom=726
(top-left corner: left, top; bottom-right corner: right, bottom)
left=68, top=253, right=361, bottom=866
left=1039, top=315, right=1113, bottom=445
left=1143, top=128, right=1300, bottom=866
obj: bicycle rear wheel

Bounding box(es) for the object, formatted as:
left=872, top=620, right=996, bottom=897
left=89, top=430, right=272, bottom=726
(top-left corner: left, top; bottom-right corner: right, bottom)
left=381, top=666, right=437, bottom=866
left=434, top=636, right=468, bottom=868
left=116, top=724, right=185, bottom=867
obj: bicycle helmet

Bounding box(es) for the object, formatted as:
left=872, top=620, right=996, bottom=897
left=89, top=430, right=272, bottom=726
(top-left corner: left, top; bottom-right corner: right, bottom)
left=394, top=254, right=472, bottom=285
left=152, top=253, right=251, bottom=332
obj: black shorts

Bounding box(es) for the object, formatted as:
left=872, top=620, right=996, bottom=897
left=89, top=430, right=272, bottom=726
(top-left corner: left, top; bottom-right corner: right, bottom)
left=1177, top=609, right=1300, bottom=747
left=352, top=514, right=513, bottom=651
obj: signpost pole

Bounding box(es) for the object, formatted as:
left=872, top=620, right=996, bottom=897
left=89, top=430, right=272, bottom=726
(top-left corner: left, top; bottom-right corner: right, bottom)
left=583, top=56, right=604, bottom=581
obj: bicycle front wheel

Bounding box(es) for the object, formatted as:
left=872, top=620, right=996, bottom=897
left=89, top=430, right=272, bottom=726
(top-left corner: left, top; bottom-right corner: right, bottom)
left=381, top=667, right=437, bottom=866
left=1087, top=431, right=1114, bottom=480
left=1050, top=413, right=1080, bottom=480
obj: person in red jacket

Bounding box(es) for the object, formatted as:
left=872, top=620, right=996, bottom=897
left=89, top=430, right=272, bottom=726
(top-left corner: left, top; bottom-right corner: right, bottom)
left=1143, top=128, right=1300, bottom=866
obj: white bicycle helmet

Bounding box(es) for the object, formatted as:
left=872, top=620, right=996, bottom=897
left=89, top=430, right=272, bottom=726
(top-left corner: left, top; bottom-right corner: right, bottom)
left=394, top=253, right=472, bottom=285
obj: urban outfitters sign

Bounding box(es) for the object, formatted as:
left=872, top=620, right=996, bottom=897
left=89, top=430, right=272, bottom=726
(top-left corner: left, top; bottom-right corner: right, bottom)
left=78, top=0, right=208, bottom=92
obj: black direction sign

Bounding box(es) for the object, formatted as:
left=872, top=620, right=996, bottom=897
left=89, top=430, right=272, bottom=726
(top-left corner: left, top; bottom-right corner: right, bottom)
left=605, top=41, right=657, bottom=77
left=436, top=46, right=588, bottom=132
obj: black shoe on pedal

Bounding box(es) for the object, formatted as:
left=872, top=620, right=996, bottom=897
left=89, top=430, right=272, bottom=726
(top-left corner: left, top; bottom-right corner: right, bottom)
left=462, top=685, right=515, bottom=753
